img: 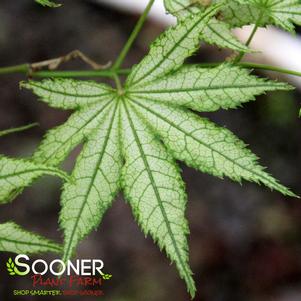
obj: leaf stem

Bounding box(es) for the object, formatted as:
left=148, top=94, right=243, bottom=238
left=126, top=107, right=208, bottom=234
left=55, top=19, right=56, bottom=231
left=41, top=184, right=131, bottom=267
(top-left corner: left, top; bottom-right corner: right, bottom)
left=112, top=0, right=155, bottom=70
left=0, top=65, right=130, bottom=78
left=113, top=74, right=123, bottom=94
left=0, top=64, right=29, bottom=75
left=0, top=62, right=301, bottom=79
left=0, top=123, right=39, bottom=138
left=234, top=25, right=259, bottom=63
left=33, top=69, right=130, bottom=78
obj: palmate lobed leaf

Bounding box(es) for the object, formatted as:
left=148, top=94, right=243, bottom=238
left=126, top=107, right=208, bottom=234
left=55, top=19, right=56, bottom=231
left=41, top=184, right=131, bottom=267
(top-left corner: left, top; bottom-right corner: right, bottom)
left=20, top=6, right=297, bottom=298
left=22, top=76, right=295, bottom=296
left=0, top=222, right=62, bottom=254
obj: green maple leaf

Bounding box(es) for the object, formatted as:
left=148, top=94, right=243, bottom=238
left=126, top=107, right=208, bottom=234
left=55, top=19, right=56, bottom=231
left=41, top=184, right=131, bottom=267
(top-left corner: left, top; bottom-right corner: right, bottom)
left=0, top=222, right=62, bottom=255
left=21, top=6, right=296, bottom=298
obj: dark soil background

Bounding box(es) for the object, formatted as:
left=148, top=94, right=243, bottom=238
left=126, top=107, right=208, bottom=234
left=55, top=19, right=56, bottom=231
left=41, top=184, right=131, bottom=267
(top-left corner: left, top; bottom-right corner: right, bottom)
left=0, top=1, right=301, bottom=300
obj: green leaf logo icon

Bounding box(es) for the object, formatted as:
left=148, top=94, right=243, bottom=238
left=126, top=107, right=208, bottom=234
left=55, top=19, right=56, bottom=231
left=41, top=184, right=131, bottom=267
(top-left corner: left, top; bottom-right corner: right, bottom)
left=6, top=257, right=25, bottom=276
left=6, top=258, right=16, bottom=275
left=101, top=273, right=112, bottom=280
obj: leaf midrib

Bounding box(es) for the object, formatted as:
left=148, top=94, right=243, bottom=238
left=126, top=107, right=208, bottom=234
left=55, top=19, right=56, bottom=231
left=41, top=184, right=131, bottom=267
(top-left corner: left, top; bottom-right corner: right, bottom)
left=29, top=81, right=113, bottom=99
left=0, top=166, right=65, bottom=181
left=129, top=83, right=288, bottom=94
left=0, top=237, right=61, bottom=253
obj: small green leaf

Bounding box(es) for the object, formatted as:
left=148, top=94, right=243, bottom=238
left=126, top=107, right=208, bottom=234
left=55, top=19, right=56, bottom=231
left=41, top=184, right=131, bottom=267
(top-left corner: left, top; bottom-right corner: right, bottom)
left=222, top=0, right=301, bottom=32
left=35, top=0, right=61, bottom=8
left=166, top=0, right=301, bottom=32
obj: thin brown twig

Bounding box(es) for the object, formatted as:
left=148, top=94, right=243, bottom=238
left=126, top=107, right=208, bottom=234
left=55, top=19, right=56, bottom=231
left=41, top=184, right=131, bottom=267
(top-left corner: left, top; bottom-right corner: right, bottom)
left=30, top=50, right=111, bottom=74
